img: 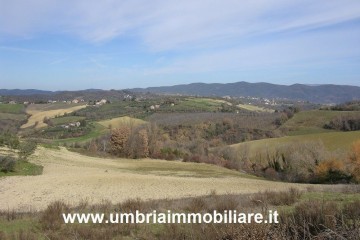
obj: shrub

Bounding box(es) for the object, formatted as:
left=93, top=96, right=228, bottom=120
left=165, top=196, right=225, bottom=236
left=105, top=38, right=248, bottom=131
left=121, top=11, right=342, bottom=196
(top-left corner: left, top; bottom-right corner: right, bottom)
left=18, top=141, right=37, bottom=161
left=324, top=114, right=360, bottom=131
left=290, top=200, right=340, bottom=235
left=315, top=158, right=351, bottom=183
left=348, top=140, right=360, bottom=182
left=0, top=155, right=16, bottom=173
left=252, top=188, right=302, bottom=207
left=40, top=201, right=69, bottom=231
left=109, top=127, right=131, bottom=156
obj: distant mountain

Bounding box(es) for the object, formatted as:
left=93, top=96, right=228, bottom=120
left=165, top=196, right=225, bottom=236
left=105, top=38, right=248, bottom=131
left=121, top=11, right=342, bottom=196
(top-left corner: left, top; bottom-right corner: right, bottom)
left=130, top=81, right=360, bottom=104
left=1, top=82, right=359, bottom=104
left=0, top=89, right=152, bottom=103
left=0, top=89, right=54, bottom=96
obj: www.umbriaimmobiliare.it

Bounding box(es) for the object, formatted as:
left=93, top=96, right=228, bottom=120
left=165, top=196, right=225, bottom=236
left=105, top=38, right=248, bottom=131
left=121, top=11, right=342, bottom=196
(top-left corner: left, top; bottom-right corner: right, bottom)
left=63, top=210, right=279, bottom=224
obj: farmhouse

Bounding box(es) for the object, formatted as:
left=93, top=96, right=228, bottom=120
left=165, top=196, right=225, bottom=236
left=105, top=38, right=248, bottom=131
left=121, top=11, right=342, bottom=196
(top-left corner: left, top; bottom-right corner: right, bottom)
left=61, top=121, right=81, bottom=129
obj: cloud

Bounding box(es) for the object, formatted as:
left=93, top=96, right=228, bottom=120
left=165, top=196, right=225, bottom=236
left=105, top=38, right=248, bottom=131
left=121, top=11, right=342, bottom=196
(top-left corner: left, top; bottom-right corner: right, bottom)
left=1, top=0, right=360, bottom=52
left=143, top=26, right=360, bottom=75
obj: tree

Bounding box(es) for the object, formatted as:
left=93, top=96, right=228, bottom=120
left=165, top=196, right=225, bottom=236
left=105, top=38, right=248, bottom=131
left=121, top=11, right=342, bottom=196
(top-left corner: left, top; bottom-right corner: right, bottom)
left=18, top=141, right=37, bottom=161
left=137, top=129, right=149, bottom=158
left=109, top=126, right=131, bottom=156
left=348, top=140, right=360, bottom=182
left=147, top=122, right=160, bottom=157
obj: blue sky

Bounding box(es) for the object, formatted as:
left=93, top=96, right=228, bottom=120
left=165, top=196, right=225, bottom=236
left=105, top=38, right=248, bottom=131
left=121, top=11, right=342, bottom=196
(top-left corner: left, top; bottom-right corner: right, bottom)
left=0, top=0, right=360, bottom=90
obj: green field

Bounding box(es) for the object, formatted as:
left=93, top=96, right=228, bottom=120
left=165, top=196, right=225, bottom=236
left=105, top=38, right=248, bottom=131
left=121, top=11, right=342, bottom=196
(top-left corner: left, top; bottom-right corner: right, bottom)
left=0, top=104, right=25, bottom=114
left=0, top=113, right=27, bottom=121
left=281, top=110, right=360, bottom=136
left=53, top=122, right=108, bottom=144
left=0, top=160, right=43, bottom=177
left=175, top=98, right=224, bottom=111
left=231, top=131, right=360, bottom=156
left=159, top=97, right=227, bottom=112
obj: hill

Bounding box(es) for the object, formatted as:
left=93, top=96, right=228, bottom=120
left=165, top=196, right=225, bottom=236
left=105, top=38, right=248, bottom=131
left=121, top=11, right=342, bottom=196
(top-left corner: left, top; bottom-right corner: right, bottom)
left=130, top=81, right=360, bottom=104
left=0, top=89, right=53, bottom=96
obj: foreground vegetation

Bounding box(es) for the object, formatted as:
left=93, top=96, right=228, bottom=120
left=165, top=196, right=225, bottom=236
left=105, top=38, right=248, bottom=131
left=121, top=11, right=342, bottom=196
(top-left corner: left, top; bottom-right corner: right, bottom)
left=0, top=186, right=359, bottom=239
left=0, top=133, right=42, bottom=177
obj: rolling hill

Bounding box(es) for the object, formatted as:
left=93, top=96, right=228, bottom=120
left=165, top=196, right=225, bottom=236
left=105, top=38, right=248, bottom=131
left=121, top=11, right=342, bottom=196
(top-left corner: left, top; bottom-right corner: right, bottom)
left=131, top=81, right=360, bottom=104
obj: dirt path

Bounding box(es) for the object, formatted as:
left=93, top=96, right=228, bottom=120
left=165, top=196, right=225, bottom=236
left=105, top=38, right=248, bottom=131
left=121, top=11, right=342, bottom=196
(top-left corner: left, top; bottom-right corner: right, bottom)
left=0, top=147, right=317, bottom=211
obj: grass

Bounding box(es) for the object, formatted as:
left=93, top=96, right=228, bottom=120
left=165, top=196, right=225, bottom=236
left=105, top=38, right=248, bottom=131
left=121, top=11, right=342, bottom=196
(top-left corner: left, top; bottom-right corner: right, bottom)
left=281, top=110, right=360, bottom=136
left=25, top=102, right=85, bottom=112
left=53, top=122, right=108, bottom=144
left=50, top=116, right=85, bottom=125
left=231, top=130, right=360, bottom=156
left=0, top=104, right=25, bottom=114
left=165, top=97, right=225, bottom=112
left=123, top=159, right=259, bottom=179
left=1, top=187, right=359, bottom=239
left=98, top=116, right=146, bottom=129
left=0, top=160, right=43, bottom=177
left=237, top=103, right=274, bottom=113
left=301, top=191, right=360, bottom=204
left=0, top=113, right=27, bottom=121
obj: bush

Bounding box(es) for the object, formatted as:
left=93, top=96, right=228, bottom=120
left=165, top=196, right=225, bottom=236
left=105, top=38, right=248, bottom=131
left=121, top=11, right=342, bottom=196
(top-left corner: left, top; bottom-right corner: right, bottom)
left=290, top=200, right=340, bottom=235
left=0, top=133, right=19, bottom=149
left=40, top=201, right=69, bottom=231
left=324, top=114, right=360, bottom=131
left=348, top=140, right=360, bottom=183
left=252, top=188, right=302, bottom=206
left=18, top=141, right=37, bottom=160
left=0, top=155, right=16, bottom=173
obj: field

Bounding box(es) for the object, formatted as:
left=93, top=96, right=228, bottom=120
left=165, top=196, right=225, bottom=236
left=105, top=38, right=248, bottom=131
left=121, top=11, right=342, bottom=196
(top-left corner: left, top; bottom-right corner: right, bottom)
left=53, top=122, right=108, bottom=144
left=280, top=110, right=360, bottom=135
left=98, top=116, right=146, bottom=129
left=230, top=130, right=360, bottom=157
left=237, top=103, right=274, bottom=113
left=1, top=102, right=360, bottom=239
left=163, top=97, right=227, bottom=112
left=50, top=116, right=85, bottom=125
left=0, top=147, right=311, bottom=211
left=21, top=103, right=87, bottom=129
left=0, top=104, right=28, bottom=132
left=0, top=104, right=25, bottom=114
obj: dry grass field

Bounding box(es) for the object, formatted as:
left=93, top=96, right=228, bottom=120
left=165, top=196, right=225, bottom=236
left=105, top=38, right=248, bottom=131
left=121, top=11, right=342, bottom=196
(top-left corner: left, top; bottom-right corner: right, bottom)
left=0, top=147, right=317, bottom=211
left=98, top=116, right=146, bottom=129
left=237, top=103, right=274, bottom=112
left=21, top=104, right=87, bottom=129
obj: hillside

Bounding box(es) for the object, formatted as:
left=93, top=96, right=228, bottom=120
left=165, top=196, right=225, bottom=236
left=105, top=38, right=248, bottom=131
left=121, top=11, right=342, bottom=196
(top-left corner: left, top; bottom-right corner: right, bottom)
left=0, top=147, right=307, bottom=211
left=131, top=81, right=360, bottom=104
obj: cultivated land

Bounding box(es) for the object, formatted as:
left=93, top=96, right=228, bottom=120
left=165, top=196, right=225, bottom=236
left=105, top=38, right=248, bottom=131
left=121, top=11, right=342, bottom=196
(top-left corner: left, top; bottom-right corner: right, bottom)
left=231, top=131, right=360, bottom=156
left=237, top=103, right=274, bottom=113
left=280, top=110, right=360, bottom=135
left=21, top=104, right=87, bottom=129
left=98, top=116, right=146, bottom=129
left=0, top=147, right=313, bottom=211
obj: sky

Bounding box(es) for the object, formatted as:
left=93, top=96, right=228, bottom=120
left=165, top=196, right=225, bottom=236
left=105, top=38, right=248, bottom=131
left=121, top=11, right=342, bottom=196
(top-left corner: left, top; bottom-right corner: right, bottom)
left=0, top=0, right=360, bottom=90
